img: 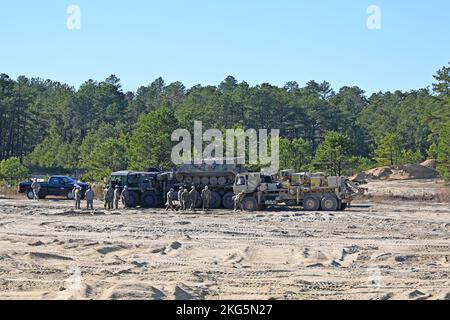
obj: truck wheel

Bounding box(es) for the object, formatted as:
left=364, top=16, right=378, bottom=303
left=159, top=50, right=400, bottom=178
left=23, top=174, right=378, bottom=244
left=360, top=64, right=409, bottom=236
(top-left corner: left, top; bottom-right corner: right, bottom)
left=321, top=195, right=339, bottom=211
left=303, top=195, right=320, bottom=211
left=66, top=191, right=74, bottom=200
left=218, top=177, right=227, bottom=185
left=241, top=197, right=258, bottom=212
left=184, top=176, right=193, bottom=185
left=222, top=192, right=235, bottom=210
left=26, top=190, right=35, bottom=200
left=142, top=192, right=157, bottom=208
left=210, top=192, right=221, bottom=209
left=127, top=191, right=139, bottom=208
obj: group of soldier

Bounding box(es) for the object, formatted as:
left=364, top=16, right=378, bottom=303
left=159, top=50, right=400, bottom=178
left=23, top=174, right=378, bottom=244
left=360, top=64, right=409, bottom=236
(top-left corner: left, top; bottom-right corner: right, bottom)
left=165, top=185, right=210, bottom=212
left=69, top=184, right=130, bottom=211
left=103, top=184, right=130, bottom=210
left=72, top=184, right=94, bottom=210
left=166, top=185, right=246, bottom=212
left=31, top=177, right=247, bottom=212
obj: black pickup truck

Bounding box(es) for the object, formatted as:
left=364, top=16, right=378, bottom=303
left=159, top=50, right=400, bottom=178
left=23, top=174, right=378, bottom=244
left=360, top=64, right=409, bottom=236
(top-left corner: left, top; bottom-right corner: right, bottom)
left=18, top=176, right=89, bottom=200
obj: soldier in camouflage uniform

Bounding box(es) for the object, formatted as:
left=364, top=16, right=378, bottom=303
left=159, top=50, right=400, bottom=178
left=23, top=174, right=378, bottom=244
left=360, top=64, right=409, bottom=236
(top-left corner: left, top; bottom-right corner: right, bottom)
left=103, top=186, right=108, bottom=208
left=178, top=187, right=184, bottom=210
left=105, top=184, right=114, bottom=209
left=189, top=186, right=199, bottom=211
left=74, top=186, right=82, bottom=209
left=181, top=188, right=190, bottom=211
left=233, top=191, right=245, bottom=212
left=113, top=186, right=121, bottom=209
left=121, top=185, right=130, bottom=208
left=166, top=188, right=176, bottom=211
left=201, top=186, right=212, bottom=211
left=31, top=179, right=41, bottom=201
left=85, top=186, right=94, bottom=210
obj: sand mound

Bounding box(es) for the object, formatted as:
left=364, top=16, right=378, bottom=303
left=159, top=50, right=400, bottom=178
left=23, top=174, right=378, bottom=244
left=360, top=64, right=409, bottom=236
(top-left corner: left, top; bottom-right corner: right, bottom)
left=106, top=285, right=167, bottom=300
left=29, top=252, right=73, bottom=261
left=355, top=164, right=439, bottom=181
left=175, top=284, right=208, bottom=300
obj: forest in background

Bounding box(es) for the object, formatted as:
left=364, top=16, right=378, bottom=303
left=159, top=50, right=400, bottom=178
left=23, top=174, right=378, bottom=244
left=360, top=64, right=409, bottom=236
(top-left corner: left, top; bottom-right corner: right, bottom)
left=0, top=63, right=449, bottom=184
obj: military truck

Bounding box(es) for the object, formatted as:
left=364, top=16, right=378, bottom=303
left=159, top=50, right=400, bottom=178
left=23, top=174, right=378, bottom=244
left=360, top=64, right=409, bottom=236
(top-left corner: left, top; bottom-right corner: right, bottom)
left=108, top=171, right=173, bottom=208
left=233, top=170, right=366, bottom=212
left=174, top=158, right=248, bottom=209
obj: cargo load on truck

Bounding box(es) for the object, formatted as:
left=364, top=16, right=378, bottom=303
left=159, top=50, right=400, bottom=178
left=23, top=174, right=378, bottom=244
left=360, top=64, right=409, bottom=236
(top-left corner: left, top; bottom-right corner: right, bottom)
left=233, top=170, right=367, bottom=212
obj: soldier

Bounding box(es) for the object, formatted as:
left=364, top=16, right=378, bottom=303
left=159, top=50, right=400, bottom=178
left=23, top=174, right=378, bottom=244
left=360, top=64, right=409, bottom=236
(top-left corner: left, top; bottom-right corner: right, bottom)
left=233, top=191, right=245, bottom=212
left=103, top=186, right=109, bottom=208
left=72, top=184, right=78, bottom=201
left=113, top=186, right=121, bottom=209
left=74, top=186, right=82, bottom=209
left=201, top=186, right=212, bottom=211
left=105, top=184, right=114, bottom=209
left=85, top=186, right=94, bottom=210
left=177, top=187, right=184, bottom=210
left=181, top=188, right=190, bottom=211
left=166, top=188, right=176, bottom=211
left=121, top=185, right=130, bottom=208
left=31, top=179, right=41, bottom=201
left=73, top=186, right=78, bottom=209
left=189, top=186, right=199, bottom=211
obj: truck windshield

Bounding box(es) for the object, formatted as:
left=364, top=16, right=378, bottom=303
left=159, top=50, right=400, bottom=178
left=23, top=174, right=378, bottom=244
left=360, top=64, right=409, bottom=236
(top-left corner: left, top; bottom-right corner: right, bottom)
left=63, top=177, right=76, bottom=184
left=236, top=176, right=246, bottom=186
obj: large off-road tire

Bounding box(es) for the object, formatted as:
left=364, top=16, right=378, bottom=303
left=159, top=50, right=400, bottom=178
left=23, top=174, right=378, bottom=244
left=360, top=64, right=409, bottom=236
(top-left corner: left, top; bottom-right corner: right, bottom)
left=193, top=176, right=201, bottom=185
left=321, top=194, right=339, bottom=211
left=142, top=191, right=158, bottom=208
left=66, top=190, right=74, bottom=200
left=303, top=195, right=320, bottom=211
left=201, top=177, right=210, bottom=185
left=222, top=192, right=235, bottom=210
left=209, top=191, right=222, bottom=209
left=210, top=177, right=218, bottom=185
left=241, top=196, right=258, bottom=212
left=26, top=190, right=35, bottom=200
left=218, top=177, right=227, bottom=186
left=127, top=191, right=139, bottom=208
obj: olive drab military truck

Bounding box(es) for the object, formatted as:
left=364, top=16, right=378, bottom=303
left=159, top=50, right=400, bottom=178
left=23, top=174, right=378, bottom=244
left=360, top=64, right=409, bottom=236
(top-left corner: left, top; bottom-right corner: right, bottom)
left=109, top=171, right=173, bottom=208
left=233, top=170, right=366, bottom=212
left=174, top=158, right=248, bottom=209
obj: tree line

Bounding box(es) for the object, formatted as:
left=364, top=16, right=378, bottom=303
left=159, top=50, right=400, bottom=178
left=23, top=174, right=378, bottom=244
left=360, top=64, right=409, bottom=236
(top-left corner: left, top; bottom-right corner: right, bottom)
left=0, top=64, right=449, bottom=184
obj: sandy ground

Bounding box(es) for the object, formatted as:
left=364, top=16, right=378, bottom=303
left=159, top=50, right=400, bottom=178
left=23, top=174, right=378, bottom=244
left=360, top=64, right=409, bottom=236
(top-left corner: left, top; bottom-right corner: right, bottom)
left=0, top=180, right=449, bottom=300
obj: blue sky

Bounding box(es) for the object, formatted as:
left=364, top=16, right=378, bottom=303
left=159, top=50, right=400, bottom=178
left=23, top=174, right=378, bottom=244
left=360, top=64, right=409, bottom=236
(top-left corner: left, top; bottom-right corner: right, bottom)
left=0, top=0, right=448, bottom=94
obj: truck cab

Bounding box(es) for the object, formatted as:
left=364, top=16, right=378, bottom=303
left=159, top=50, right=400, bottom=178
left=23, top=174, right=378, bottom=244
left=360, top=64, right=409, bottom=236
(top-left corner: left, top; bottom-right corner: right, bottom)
left=108, top=171, right=172, bottom=208
left=233, top=171, right=366, bottom=212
